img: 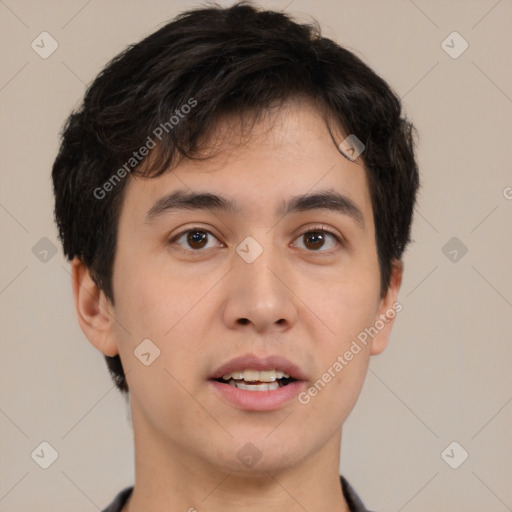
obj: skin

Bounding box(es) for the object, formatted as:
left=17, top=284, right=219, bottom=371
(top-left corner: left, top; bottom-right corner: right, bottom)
left=72, top=98, right=402, bottom=512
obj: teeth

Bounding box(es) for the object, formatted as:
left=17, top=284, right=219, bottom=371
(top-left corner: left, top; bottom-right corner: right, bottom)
left=232, top=381, right=280, bottom=391
left=221, top=369, right=290, bottom=383
left=259, top=370, right=276, bottom=382
left=243, top=369, right=260, bottom=382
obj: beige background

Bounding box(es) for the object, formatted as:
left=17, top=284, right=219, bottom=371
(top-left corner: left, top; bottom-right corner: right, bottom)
left=1, top=0, right=511, bottom=510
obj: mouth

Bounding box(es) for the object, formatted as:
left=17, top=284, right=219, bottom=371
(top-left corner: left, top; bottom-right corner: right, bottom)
left=208, top=354, right=307, bottom=411
left=213, top=369, right=297, bottom=392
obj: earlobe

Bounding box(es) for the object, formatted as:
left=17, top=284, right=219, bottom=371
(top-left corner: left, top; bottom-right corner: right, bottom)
left=71, top=257, right=119, bottom=357
left=370, top=260, right=403, bottom=355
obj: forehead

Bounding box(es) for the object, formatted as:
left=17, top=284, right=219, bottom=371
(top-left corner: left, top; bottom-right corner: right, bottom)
left=120, top=99, right=372, bottom=225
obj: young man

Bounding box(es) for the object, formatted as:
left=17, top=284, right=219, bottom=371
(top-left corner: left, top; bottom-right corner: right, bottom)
left=52, top=2, right=419, bottom=511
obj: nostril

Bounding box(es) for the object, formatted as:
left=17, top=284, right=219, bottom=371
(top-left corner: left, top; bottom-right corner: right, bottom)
left=238, top=318, right=250, bottom=325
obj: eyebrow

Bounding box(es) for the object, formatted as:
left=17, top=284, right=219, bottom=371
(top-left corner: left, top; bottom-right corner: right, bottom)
left=145, top=188, right=364, bottom=228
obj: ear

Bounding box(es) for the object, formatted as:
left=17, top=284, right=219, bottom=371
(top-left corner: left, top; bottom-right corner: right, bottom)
left=370, top=260, right=403, bottom=356
left=71, top=257, right=119, bottom=357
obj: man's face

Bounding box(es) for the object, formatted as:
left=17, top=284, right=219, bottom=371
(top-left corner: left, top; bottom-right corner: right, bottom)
left=106, top=100, right=400, bottom=473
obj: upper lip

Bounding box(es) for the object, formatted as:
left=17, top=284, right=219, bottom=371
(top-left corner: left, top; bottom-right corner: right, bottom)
left=209, top=353, right=308, bottom=381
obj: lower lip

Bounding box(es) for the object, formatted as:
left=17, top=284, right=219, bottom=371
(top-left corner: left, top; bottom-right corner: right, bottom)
left=209, top=380, right=306, bottom=411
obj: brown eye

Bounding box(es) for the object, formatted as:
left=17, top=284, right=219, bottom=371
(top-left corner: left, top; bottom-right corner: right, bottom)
left=187, top=230, right=208, bottom=249
left=304, top=231, right=325, bottom=250
left=172, top=228, right=221, bottom=251
left=293, top=229, right=339, bottom=252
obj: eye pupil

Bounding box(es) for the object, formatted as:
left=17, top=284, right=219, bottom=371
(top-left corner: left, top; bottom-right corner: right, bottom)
left=187, top=230, right=207, bottom=249
left=304, top=231, right=324, bottom=250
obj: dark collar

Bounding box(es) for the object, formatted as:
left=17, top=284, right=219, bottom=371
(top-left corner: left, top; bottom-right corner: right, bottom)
left=102, top=475, right=372, bottom=512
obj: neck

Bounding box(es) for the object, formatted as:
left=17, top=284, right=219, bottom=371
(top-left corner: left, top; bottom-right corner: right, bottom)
left=123, top=408, right=350, bottom=512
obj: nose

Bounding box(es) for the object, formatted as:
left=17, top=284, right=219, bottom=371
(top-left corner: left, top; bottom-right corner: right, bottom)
left=221, top=240, right=298, bottom=334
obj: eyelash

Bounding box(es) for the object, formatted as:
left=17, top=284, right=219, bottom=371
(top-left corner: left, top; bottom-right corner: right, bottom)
left=169, top=225, right=343, bottom=253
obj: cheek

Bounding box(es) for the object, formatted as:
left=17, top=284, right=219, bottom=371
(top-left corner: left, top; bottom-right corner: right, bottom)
left=111, top=268, right=205, bottom=431
left=303, top=267, right=379, bottom=402
left=111, top=259, right=210, bottom=380
left=312, top=268, right=380, bottom=341
left=300, top=316, right=373, bottom=430
left=112, top=249, right=189, bottom=336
